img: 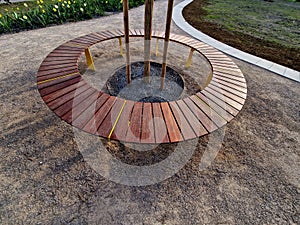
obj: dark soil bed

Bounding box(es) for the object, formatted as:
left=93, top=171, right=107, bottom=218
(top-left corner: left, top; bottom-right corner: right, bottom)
left=183, top=0, right=300, bottom=71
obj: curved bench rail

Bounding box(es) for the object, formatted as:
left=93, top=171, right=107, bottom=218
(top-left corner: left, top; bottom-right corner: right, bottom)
left=37, top=29, right=247, bottom=144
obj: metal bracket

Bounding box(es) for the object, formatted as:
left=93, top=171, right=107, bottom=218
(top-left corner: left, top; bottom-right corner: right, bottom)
left=84, top=48, right=96, bottom=71
left=118, top=37, right=125, bottom=57
left=185, top=48, right=195, bottom=68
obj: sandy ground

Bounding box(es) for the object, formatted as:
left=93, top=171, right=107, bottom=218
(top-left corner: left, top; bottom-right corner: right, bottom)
left=0, top=0, right=299, bottom=224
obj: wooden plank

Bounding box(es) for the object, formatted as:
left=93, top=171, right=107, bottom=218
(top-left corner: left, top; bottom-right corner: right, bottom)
left=84, top=96, right=116, bottom=134
left=55, top=88, right=95, bottom=118
left=212, top=77, right=247, bottom=94
left=196, top=92, right=234, bottom=122
left=43, top=81, right=87, bottom=104
left=37, top=69, right=79, bottom=82
left=40, top=59, right=78, bottom=66
left=97, top=98, right=126, bottom=137
left=47, top=84, right=90, bottom=110
left=43, top=55, right=79, bottom=62
left=152, top=103, right=169, bottom=143
left=205, top=87, right=244, bottom=110
left=210, top=80, right=247, bottom=99
left=211, top=62, right=239, bottom=69
left=74, top=93, right=110, bottom=129
left=214, top=70, right=245, bottom=79
left=37, top=65, right=78, bottom=77
left=201, top=90, right=239, bottom=116
left=38, top=75, right=82, bottom=96
left=109, top=100, right=135, bottom=141
left=207, top=84, right=246, bottom=103
left=213, top=75, right=246, bottom=88
left=169, top=101, right=196, bottom=140
left=161, top=102, right=183, bottom=142
left=62, top=89, right=99, bottom=123
left=175, top=100, right=207, bottom=136
left=38, top=63, right=77, bottom=72
left=190, top=95, right=227, bottom=128
left=125, top=102, right=143, bottom=143
left=184, top=97, right=218, bottom=132
left=141, top=103, right=155, bottom=143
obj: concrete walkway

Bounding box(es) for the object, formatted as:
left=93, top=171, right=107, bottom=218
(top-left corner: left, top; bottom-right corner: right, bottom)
left=172, top=0, right=300, bottom=83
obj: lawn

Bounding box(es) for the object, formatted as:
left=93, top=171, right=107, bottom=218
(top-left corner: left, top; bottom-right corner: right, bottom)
left=183, top=0, right=300, bottom=71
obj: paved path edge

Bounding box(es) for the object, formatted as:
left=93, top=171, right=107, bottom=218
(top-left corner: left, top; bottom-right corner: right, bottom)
left=172, top=0, right=300, bottom=83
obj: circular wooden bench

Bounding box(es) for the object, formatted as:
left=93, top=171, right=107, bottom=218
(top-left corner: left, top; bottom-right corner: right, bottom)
left=37, top=29, right=247, bottom=144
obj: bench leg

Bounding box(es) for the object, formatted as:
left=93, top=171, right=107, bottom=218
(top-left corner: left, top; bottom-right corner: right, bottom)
left=118, top=37, right=125, bottom=57
left=84, top=48, right=96, bottom=71
left=155, top=38, right=159, bottom=57
left=185, top=48, right=195, bottom=68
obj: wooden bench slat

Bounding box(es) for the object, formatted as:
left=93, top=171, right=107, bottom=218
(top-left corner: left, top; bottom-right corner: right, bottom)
left=55, top=88, right=96, bottom=118
left=75, top=93, right=109, bottom=130
left=196, top=92, right=234, bottom=122
left=212, top=77, right=247, bottom=94
left=84, top=96, right=116, bottom=134
left=210, top=80, right=247, bottom=99
left=125, top=102, right=143, bottom=143
left=109, top=100, right=135, bottom=141
left=97, top=98, right=126, bottom=137
left=206, top=87, right=243, bottom=110
left=43, top=80, right=87, bottom=104
left=37, top=68, right=79, bottom=81
left=62, top=89, right=99, bottom=123
left=161, top=102, right=183, bottom=142
left=37, top=65, right=78, bottom=76
left=213, top=75, right=247, bottom=88
left=152, top=103, right=169, bottom=143
left=213, top=71, right=245, bottom=82
left=38, top=75, right=82, bottom=96
left=201, top=90, right=240, bottom=116
left=175, top=100, right=207, bottom=136
left=47, top=84, right=90, bottom=111
left=43, top=55, right=79, bottom=62
left=169, top=101, right=197, bottom=140
left=38, top=63, right=77, bottom=72
left=184, top=97, right=218, bottom=132
left=41, top=59, right=78, bottom=66
left=140, top=103, right=155, bottom=143
left=207, top=84, right=246, bottom=104
left=190, top=95, right=227, bottom=128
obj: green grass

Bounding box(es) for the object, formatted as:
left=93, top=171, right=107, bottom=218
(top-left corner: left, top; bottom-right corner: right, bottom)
left=203, top=0, right=300, bottom=49
left=0, top=0, right=144, bottom=34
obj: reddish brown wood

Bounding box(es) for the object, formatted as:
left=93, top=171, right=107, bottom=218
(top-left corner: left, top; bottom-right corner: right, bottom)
left=97, top=98, right=126, bottom=137
left=175, top=100, right=207, bottom=136
left=39, top=63, right=77, bottom=72
left=62, top=89, right=99, bottom=123
left=161, top=102, right=183, bottom=142
left=141, top=103, right=155, bottom=143
left=43, top=81, right=87, bottom=104
left=37, top=66, right=78, bottom=77
left=126, top=102, right=143, bottom=143
left=47, top=84, right=90, bottom=111
left=110, top=100, right=135, bottom=141
left=84, top=96, right=116, bottom=134
left=169, top=101, right=196, bottom=140
left=37, top=69, right=79, bottom=82
left=40, top=59, right=78, bottom=66
left=55, top=88, right=95, bottom=118
left=39, top=75, right=82, bottom=96
left=72, top=92, right=107, bottom=129
left=152, top=103, right=169, bottom=143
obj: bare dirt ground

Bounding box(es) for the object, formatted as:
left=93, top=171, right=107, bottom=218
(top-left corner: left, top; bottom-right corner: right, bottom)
left=0, top=0, right=299, bottom=224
